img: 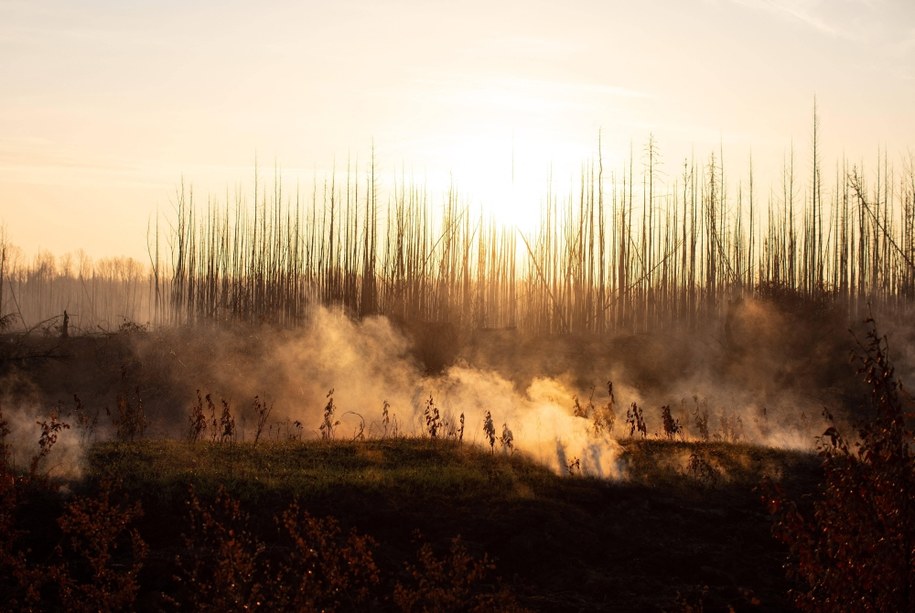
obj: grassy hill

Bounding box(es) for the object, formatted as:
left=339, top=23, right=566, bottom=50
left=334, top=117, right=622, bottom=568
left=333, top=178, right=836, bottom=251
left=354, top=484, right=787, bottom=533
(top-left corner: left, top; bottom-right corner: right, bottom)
left=0, top=325, right=840, bottom=610
left=65, top=437, right=819, bottom=611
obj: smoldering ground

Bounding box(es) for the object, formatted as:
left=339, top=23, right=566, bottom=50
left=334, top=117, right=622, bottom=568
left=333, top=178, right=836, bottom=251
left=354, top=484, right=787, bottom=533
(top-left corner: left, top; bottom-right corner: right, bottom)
left=0, top=294, right=905, bottom=479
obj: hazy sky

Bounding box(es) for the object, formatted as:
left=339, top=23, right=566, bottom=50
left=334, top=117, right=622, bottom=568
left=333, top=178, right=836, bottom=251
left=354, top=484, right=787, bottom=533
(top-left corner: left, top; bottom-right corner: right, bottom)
left=2, top=0, right=913, bottom=261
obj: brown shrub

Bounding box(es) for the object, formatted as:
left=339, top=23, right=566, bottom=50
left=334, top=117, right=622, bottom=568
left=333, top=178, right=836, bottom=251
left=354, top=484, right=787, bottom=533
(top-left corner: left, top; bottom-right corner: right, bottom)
left=765, top=319, right=915, bottom=611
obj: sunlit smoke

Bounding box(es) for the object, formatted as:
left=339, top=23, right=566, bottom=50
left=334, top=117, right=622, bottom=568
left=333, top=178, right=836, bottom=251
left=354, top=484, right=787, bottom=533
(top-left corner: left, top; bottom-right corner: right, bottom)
left=0, top=297, right=899, bottom=480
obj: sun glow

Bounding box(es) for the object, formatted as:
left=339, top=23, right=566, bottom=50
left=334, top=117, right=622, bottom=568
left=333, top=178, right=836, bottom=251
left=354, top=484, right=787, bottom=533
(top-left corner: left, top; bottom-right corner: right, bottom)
left=388, top=71, right=629, bottom=237
left=448, top=133, right=537, bottom=233
left=418, top=128, right=602, bottom=237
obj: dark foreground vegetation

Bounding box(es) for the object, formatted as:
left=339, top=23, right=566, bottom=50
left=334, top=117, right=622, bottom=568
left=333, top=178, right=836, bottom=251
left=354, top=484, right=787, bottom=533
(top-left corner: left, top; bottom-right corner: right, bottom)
left=3, top=428, right=821, bottom=612
left=0, top=319, right=912, bottom=611
left=0, top=320, right=913, bottom=611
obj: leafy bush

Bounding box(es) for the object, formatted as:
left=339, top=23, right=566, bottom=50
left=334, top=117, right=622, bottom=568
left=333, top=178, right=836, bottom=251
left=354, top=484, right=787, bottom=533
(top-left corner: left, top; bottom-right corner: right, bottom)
left=423, top=395, right=441, bottom=439
left=393, top=533, right=527, bottom=612
left=110, top=386, right=146, bottom=442
left=626, top=402, right=647, bottom=438
left=50, top=480, right=147, bottom=612
left=172, top=486, right=267, bottom=610
left=320, top=389, right=339, bottom=440
left=499, top=423, right=514, bottom=454
left=765, top=319, right=915, bottom=611
left=483, top=411, right=496, bottom=453
left=0, top=414, right=146, bottom=612
left=661, top=405, right=681, bottom=439
left=273, top=501, right=380, bottom=611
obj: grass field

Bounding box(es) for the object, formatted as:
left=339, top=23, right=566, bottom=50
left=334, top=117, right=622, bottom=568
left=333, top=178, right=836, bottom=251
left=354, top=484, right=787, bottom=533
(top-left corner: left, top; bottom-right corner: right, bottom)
left=5, top=436, right=820, bottom=611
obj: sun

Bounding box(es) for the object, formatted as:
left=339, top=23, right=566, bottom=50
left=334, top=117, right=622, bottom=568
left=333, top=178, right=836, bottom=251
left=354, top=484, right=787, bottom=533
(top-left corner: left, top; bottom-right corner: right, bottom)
left=394, top=74, right=623, bottom=235
left=433, top=130, right=572, bottom=236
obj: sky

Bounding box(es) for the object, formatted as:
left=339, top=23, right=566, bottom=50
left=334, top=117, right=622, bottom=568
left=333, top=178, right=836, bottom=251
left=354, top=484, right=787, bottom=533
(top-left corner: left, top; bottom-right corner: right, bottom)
left=1, top=0, right=913, bottom=262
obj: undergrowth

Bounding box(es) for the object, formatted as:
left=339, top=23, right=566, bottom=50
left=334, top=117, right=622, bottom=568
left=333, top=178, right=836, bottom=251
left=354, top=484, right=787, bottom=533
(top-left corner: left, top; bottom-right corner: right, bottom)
left=765, top=318, right=915, bottom=611
left=0, top=416, right=530, bottom=611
